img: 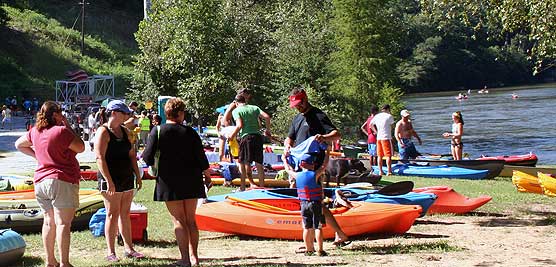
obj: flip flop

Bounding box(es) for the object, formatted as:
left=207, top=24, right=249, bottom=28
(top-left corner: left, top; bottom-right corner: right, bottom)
left=332, top=240, right=352, bottom=247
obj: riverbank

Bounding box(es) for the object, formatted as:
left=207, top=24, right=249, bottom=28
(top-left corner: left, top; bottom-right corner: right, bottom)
left=0, top=116, right=96, bottom=175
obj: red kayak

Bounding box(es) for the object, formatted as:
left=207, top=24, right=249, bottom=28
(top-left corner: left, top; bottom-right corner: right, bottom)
left=478, top=153, right=538, bottom=167
left=413, top=186, right=492, bottom=214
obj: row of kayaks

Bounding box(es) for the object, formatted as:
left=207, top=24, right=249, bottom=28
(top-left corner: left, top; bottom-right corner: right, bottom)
left=195, top=185, right=492, bottom=240
left=0, top=189, right=104, bottom=233
left=512, top=171, right=556, bottom=196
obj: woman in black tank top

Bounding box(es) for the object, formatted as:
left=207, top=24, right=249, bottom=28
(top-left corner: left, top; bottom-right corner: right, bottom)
left=94, top=100, right=143, bottom=262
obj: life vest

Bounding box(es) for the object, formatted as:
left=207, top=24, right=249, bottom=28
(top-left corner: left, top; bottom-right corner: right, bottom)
left=296, top=171, right=322, bottom=201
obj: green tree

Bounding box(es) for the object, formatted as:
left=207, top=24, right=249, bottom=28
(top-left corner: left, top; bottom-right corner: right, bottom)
left=131, top=0, right=235, bottom=120
left=329, top=0, right=404, bottom=123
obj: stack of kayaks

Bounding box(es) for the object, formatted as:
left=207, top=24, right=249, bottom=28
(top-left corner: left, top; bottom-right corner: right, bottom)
left=196, top=197, right=422, bottom=240
left=0, top=189, right=104, bottom=232
left=207, top=187, right=437, bottom=217
left=372, top=164, right=489, bottom=180
left=0, top=229, right=25, bottom=266
left=412, top=186, right=492, bottom=214
left=511, top=170, right=543, bottom=194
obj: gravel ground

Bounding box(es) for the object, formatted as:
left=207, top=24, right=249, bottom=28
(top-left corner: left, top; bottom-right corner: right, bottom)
left=0, top=116, right=96, bottom=175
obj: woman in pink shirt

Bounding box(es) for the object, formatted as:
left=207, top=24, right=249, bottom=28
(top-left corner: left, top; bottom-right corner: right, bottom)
left=15, top=101, right=85, bottom=267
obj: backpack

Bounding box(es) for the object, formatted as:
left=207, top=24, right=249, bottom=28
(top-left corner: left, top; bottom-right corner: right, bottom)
left=147, top=126, right=161, bottom=177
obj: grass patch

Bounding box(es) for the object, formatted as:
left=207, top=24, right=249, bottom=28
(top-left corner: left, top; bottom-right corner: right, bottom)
left=348, top=240, right=462, bottom=254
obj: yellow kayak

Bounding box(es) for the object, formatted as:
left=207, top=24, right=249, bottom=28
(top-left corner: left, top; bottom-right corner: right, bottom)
left=511, top=170, right=543, bottom=194
left=0, top=189, right=100, bottom=209
left=538, top=172, right=556, bottom=197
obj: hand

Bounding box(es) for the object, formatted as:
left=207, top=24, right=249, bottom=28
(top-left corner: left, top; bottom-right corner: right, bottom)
left=264, top=129, right=271, bottom=137
left=136, top=178, right=142, bottom=190
left=315, top=134, right=325, bottom=143
left=106, top=182, right=116, bottom=195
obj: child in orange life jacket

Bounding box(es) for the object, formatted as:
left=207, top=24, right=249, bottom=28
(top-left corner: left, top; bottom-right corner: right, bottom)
left=295, top=153, right=328, bottom=256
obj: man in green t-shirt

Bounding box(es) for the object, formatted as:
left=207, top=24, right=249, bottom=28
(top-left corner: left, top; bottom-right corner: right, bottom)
left=229, top=95, right=271, bottom=191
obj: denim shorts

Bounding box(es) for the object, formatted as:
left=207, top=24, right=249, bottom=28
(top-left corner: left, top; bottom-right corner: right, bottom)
left=300, top=200, right=324, bottom=229
left=368, top=143, right=377, bottom=156
left=35, top=178, right=79, bottom=211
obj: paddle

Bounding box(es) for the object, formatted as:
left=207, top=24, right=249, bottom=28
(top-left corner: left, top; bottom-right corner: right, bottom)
left=225, top=196, right=289, bottom=212
left=341, top=181, right=414, bottom=197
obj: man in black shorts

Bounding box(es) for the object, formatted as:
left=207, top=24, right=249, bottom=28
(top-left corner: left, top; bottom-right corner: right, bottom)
left=282, top=86, right=349, bottom=247
left=228, top=95, right=271, bottom=191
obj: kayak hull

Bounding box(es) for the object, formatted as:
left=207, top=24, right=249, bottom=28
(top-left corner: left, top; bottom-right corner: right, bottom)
left=196, top=199, right=422, bottom=240
left=207, top=188, right=436, bottom=216
left=412, top=186, right=492, bottom=214
left=403, top=159, right=504, bottom=179
left=373, top=164, right=489, bottom=179
left=511, top=170, right=543, bottom=194
left=479, top=153, right=538, bottom=167
left=538, top=172, right=556, bottom=197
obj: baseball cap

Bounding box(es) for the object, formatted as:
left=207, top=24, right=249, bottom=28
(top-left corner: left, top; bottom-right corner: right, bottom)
left=106, top=100, right=132, bottom=114
left=400, top=109, right=411, bottom=117
left=299, top=153, right=315, bottom=164
left=289, top=90, right=307, bottom=108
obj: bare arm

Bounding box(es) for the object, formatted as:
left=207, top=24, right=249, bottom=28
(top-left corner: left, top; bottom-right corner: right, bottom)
left=259, top=110, right=271, bottom=137
left=94, top=127, right=116, bottom=194
left=15, top=135, right=35, bottom=158
left=228, top=116, right=243, bottom=140
left=126, top=128, right=142, bottom=190
left=360, top=121, right=369, bottom=136
left=394, top=121, right=402, bottom=145
left=316, top=129, right=341, bottom=144
left=411, top=122, right=422, bottom=145
left=222, top=102, right=237, bottom=127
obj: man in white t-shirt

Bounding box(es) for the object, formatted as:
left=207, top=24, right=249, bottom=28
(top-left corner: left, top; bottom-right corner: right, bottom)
left=370, top=104, right=395, bottom=175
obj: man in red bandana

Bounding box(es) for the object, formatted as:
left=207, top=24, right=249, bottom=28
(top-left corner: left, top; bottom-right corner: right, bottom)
left=282, top=86, right=349, bottom=247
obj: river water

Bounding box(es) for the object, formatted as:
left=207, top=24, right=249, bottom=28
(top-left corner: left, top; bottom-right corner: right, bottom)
left=403, top=84, right=556, bottom=165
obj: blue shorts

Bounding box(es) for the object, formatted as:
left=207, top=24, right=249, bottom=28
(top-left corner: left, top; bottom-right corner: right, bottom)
left=398, top=138, right=420, bottom=160
left=368, top=143, right=377, bottom=156
left=300, top=200, right=324, bottom=229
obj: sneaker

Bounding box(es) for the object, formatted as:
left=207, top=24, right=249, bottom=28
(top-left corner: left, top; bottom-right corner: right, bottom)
left=106, top=254, right=119, bottom=262
left=124, top=250, right=145, bottom=259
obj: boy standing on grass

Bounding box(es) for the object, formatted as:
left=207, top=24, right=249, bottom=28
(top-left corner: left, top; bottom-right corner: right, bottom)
left=296, top=153, right=328, bottom=256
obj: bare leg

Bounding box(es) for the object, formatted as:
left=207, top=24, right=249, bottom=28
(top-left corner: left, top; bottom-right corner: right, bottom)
left=238, top=162, right=248, bottom=191
left=166, top=200, right=191, bottom=266
left=218, top=138, right=225, bottom=161
left=118, top=190, right=135, bottom=254
left=54, top=207, right=76, bottom=267
left=323, top=208, right=348, bottom=242
left=303, top=229, right=315, bottom=252
left=315, top=228, right=324, bottom=253
left=377, top=156, right=384, bottom=175
left=42, top=209, right=58, bottom=267
left=386, top=157, right=392, bottom=175
left=255, top=162, right=265, bottom=187
left=103, top=192, right=122, bottom=257
left=183, top=199, right=200, bottom=266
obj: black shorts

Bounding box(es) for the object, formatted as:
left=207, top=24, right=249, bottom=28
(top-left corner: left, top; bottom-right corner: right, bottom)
left=238, top=133, right=264, bottom=164
left=300, top=200, right=324, bottom=229
left=97, top=172, right=135, bottom=192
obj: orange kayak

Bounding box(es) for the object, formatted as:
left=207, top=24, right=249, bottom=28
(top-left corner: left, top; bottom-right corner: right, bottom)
left=538, top=172, right=556, bottom=197
left=511, top=170, right=543, bottom=194
left=412, top=186, right=491, bottom=214
left=196, top=198, right=422, bottom=240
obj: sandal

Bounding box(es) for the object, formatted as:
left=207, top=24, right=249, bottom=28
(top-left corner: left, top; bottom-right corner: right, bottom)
left=317, top=250, right=328, bottom=256
left=332, top=240, right=352, bottom=247
left=304, top=251, right=315, bottom=256
left=124, top=250, right=145, bottom=259
left=295, top=246, right=306, bottom=254
left=106, top=253, right=120, bottom=262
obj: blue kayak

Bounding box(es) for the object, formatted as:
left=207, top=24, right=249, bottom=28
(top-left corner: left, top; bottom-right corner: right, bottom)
left=372, top=164, right=489, bottom=180
left=207, top=187, right=437, bottom=217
